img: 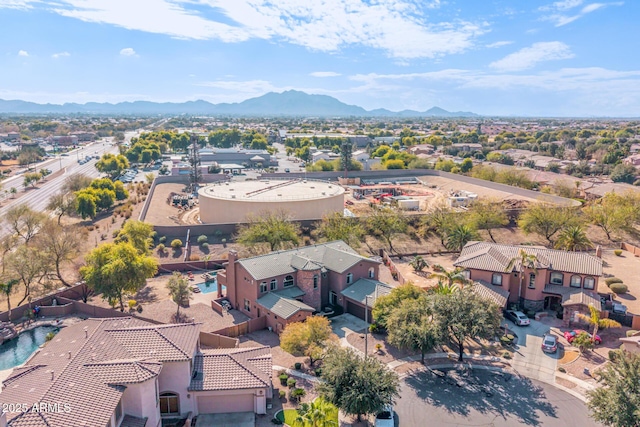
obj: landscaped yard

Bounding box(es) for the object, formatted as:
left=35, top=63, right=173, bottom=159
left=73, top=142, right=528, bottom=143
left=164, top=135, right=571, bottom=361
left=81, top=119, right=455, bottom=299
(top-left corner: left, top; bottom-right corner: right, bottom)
left=276, top=398, right=338, bottom=427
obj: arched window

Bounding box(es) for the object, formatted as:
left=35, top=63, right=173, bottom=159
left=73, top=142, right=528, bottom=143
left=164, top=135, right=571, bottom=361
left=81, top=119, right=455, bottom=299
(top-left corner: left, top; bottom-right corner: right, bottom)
left=159, top=392, right=179, bottom=415
left=346, top=273, right=353, bottom=285
left=583, top=277, right=595, bottom=290
left=368, top=268, right=375, bottom=279
left=550, top=272, right=564, bottom=285
left=570, top=275, right=582, bottom=288
left=283, top=275, right=294, bottom=287
left=270, top=279, right=277, bottom=291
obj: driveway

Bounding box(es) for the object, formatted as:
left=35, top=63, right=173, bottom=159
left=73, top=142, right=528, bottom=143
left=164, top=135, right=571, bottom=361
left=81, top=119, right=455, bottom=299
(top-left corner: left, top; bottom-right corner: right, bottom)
left=196, top=412, right=255, bottom=427
left=506, top=319, right=560, bottom=384
left=330, top=313, right=369, bottom=339
left=398, top=367, right=600, bottom=426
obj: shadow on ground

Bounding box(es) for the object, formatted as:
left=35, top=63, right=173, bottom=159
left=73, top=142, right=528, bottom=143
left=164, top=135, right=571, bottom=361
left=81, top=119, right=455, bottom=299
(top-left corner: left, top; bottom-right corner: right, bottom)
left=404, top=367, right=558, bottom=426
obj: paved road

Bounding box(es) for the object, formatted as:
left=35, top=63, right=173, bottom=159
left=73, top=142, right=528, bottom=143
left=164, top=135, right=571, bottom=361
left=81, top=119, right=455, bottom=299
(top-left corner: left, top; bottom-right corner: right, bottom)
left=506, top=319, right=560, bottom=384
left=397, top=367, right=600, bottom=427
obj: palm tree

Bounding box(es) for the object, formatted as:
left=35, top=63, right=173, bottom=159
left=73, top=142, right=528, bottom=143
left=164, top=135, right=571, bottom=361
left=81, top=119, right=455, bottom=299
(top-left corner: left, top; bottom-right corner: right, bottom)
left=555, top=225, right=592, bottom=252
left=577, top=304, right=621, bottom=341
left=166, top=272, right=192, bottom=318
left=294, top=399, right=337, bottom=427
left=0, top=279, right=19, bottom=321
left=431, top=268, right=469, bottom=288
left=431, top=280, right=460, bottom=295
left=445, top=224, right=479, bottom=252
left=409, top=255, right=428, bottom=272
left=505, top=249, right=538, bottom=308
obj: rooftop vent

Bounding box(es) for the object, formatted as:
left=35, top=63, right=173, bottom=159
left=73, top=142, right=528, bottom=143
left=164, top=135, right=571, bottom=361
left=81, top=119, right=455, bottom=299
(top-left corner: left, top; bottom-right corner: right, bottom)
left=231, top=195, right=236, bottom=199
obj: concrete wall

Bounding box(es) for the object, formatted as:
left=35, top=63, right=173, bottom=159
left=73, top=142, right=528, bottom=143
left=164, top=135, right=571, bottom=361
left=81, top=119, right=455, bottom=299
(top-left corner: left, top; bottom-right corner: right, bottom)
left=0, top=283, right=89, bottom=322
left=199, top=331, right=238, bottom=349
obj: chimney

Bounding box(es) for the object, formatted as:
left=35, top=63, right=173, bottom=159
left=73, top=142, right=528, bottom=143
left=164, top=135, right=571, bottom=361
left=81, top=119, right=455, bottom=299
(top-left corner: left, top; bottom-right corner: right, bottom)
left=226, top=250, right=238, bottom=304
left=67, top=351, right=71, bottom=359
left=50, top=371, right=54, bottom=381
left=84, top=328, right=88, bottom=339
left=595, top=245, right=602, bottom=258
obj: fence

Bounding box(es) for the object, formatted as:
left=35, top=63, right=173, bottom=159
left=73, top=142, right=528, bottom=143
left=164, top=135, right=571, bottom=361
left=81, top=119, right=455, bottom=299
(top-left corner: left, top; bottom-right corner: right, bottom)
left=379, top=249, right=408, bottom=285
left=200, top=331, right=238, bottom=349
left=0, top=283, right=88, bottom=323
left=213, top=316, right=266, bottom=338
left=158, top=261, right=227, bottom=273
left=621, top=242, right=640, bottom=257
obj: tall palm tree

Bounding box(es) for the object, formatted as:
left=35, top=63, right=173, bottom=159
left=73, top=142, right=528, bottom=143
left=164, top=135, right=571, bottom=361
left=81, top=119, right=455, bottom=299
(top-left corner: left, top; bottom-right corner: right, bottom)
left=445, top=224, right=479, bottom=252
left=294, top=399, right=337, bottom=427
left=0, top=279, right=19, bottom=321
left=431, top=280, right=460, bottom=295
left=431, top=268, right=469, bottom=288
left=577, top=304, right=621, bottom=341
left=555, top=225, right=592, bottom=252
left=505, top=249, right=538, bottom=308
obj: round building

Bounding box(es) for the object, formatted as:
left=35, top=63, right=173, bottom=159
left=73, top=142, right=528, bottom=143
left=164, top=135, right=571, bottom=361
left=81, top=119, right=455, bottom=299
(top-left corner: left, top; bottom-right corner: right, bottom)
left=198, top=179, right=345, bottom=224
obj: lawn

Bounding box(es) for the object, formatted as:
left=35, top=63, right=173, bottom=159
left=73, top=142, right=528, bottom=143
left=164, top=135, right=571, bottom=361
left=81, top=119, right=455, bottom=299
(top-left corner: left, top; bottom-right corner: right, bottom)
left=276, top=398, right=339, bottom=426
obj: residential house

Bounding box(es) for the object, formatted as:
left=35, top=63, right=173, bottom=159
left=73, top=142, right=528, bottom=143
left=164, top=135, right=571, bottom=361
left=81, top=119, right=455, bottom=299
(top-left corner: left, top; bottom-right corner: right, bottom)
left=0, top=318, right=272, bottom=427
left=311, top=150, right=339, bottom=163
left=451, top=143, right=483, bottom=152
left=623, top=154, right=640, bottom=167
left=408, top=144, right=435, bottom=155
left=352, top=150, right=370, bottom=163
left=217, top=241, right=382, bottom=332
left=620, top=331, right=640, bottom=353
left=454, top=242, right=603, bottom=324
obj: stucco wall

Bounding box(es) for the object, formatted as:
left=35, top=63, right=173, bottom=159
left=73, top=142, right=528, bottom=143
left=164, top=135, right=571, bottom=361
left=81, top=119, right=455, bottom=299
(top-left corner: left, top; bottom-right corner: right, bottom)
left=122, top=378, right=161, bottom=427
left=157, top=361, right=194, bottom=417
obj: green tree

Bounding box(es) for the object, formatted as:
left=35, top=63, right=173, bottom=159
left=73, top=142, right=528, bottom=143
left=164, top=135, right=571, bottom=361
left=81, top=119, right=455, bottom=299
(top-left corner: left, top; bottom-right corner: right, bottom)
left=421, top=205, right=458, bottom=247
left=372, top=283, right=425, bottom=328
left=610, top=163, right=638, bottom=184
left=385, top=159, right=405, bottom=169
left=81, top=242, right=158, bottom=311
left=409, top=255, right=428, bottom=272
left=518, top=204, right=578, bottom=246
left=583, top=193, right=637, bottom=241
left=316, top=347, right=400, bottom=422
left=387, top=297, right=440, bottom=363
left=5, top=244, right=52, bottom=307
left=118, top=220, right=154, bottom=254
left=587, top=349, right=640, bottom=427
left=62, top=173, right=92, bottom=193
left=0, top=279, right=19, bottom=321
left=316, top=212, right=365, bottom=247
left=294, top=399, right=338, bottom=427
left=237, top=211, right=300, bottom=253
left=431, top=267, right=469, bottom=288
left=577, top=305, right=621, bottom=343
left=431, top=286, right=501, bottom=361
left=280, top=316, right=338, bottom=366
left=166, top=272, right=191, bottom=317
left=573, top=331, right=595, bottom=353
left=460, top=158, right=474, bottom=173
left=445, top=223, right=479, bottom=252
left=46, top=192, right=77, bottom=224
left=467, top=199, right=508, bottom=243
left=95, top=153, right=129, bottom=178
left=367, top=207, right=407, bottom=253
left=75, top=191, right=97, bottom=219
left=555, top=225, right=592, bottom=251
left=430, top=282, right=459, bottom=295
left=4, top=205, right=45, bottom=244
left=37, top=221, right=85, bottom=287
left=505, top=249, right=538, bottom=307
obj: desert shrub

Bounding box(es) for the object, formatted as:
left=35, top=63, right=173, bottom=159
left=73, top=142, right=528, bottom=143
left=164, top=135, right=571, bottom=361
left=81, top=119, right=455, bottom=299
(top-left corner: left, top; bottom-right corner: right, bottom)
left=289, top=388, right=306, bottom=402
left=197, top=235, right=208, bottom=244
left=159, top=236, right=167, bottom=243
left=626, top=330, right=639, bottom=337
left=558, top=367, right=566, bottom=373
left=279, top=373, right=288, bottom=386
left=45, top=332, right=56, bottom=341
left=614, top=249, right=623, bottom=256
left=128, top=300, right=137, bottom=309
left=502, top=351, right=511, bottom=359
left=278, top=390, right=286, bottom=399
left=314, top=368, right=322, bottom=377
left=188, top=254, right=200, bottom=261
left=171, top=239, right=183, bottom=249
left=369, top=322, right=381, bottom=333
left=294, top=362, right=302, bottom=370
left=157, top=243, right=165, bottom=253
left=287, top=378, right=297, bottom=388
left=609, top=283, right=628, bottom=294
left=605, top=277, right=623, bottom=286
left=136, top=305, right=143, bottom=313
left=201, top=242, right=208, bottom=249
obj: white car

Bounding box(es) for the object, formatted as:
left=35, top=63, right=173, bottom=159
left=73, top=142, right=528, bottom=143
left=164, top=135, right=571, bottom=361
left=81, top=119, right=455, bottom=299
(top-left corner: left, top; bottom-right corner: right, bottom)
left=504, top=310, right=530, bottom=326
left=375, top=406, right=394, bottom=427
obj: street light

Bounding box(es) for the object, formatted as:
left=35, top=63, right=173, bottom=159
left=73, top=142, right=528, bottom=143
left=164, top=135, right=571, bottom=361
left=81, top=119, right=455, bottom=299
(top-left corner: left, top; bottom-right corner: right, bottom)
left=364, top=294, right=372, bottom=357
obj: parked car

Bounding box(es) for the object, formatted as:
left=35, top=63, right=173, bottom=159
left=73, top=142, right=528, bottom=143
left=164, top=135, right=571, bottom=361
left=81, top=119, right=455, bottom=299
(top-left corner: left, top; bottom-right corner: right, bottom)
left=541, top=334, right=558, bottom=353
left=375, top=405, right=394, bottom=427
left=284, top=168, right=290, bottom=173
left=504, top=310, right=530, bottom=326
left=564, top=330, right=601, bottom=345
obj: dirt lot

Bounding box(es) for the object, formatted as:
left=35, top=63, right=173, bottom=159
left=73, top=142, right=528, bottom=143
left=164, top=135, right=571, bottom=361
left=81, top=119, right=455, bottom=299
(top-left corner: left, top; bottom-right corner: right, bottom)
left=600, top=248, right=640, bottom=315
left=143, top=182, right=195, bottom=226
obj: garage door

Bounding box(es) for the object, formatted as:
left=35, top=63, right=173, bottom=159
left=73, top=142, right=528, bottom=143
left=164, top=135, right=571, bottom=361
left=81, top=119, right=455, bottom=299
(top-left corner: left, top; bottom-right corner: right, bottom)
left=197, top=394, right=254, bottom=414
left=346, top=301, right=365, bottom=320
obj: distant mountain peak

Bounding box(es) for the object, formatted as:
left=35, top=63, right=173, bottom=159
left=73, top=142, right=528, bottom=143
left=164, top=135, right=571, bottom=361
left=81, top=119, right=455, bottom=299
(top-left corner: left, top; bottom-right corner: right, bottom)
left=0, top=91, right=479, bottom=117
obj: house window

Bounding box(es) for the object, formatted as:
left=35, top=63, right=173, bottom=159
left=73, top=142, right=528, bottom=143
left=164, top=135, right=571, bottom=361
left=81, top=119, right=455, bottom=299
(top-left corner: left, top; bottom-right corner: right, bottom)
left=528, top=273, right=536, bottom=289
left=283, top=275, right=294, bottom=288
left=368, top=268, right=375, bottom=279
left=491, top=273, right=502, bottom=286
left=313, top=275, right=319, bottom=289
left=584, top=277, right=595, bottom=290
left=260, top=282, right=267, bottom=293
left=270, top=279, right=277, bottom=291
left=244, top=299, right=251, bottom=312
left=570, top=275, right=582, bottom=288
left=329, top=291, right=337, bottom=305
left=462, top=270, right=470, bottom=280
left=550, top=272, right=564, bottom=285
left=346, top=273, right=353, bottom=285
left=159, top=392, right=179, bottom=415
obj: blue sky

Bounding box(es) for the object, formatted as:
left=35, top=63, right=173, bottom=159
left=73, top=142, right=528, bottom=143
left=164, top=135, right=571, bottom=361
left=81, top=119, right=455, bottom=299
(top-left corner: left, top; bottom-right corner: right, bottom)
left=0, top=0, right=638, bottom=116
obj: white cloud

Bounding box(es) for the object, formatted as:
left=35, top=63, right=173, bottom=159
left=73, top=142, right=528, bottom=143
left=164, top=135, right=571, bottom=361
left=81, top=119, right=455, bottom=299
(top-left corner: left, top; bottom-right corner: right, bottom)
left=0, top=0, right=39, bottom=9
left=489, top=42, right=574, bottom=72
left=52, top=51, right=70, bottom=58
left=310, top=71, right=341, bottom=78
left=119, top=47, right=137, bottom=57
left=485, top=41, right=513, bottom=48
left=39, top=0, right=485, bottom=59
left=540, top=1, right=623, bottom=26
left=18, top=50, right=29, bottom=57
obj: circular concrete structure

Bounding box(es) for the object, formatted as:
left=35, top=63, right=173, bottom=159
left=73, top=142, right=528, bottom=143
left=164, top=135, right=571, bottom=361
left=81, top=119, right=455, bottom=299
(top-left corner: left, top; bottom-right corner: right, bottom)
left=198, top=179, right=345, bottom=224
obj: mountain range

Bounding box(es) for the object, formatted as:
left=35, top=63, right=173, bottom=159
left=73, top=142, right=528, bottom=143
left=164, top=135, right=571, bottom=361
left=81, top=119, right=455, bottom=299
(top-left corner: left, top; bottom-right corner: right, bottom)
left=0, top=90, right=478, bottom=117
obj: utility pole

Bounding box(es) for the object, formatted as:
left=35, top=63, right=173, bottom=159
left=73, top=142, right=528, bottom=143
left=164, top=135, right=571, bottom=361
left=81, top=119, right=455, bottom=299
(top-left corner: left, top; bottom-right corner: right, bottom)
left=364, top=294, right=371, bottom=357
left=189, top=134, right=202, bottom=194
left=341, top=140, right=352, bottom=179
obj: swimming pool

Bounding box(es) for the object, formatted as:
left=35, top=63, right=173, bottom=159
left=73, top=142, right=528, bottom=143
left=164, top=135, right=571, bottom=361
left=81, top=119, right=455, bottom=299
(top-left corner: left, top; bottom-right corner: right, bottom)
left=196, top=280, right=226, bottom=295
left=0, top=325, right=58, bottom=370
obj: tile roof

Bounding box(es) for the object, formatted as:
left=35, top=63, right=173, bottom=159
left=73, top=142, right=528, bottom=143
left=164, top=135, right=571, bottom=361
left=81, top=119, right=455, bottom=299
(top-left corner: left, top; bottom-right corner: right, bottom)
left=238, top=241, right=378, bottom=280
left=454, top=242, right=603, bottom=277
left=542, top=285, right=601, bottom=307
left=472, top=280, right=510, bottom=308
left=189, top=347, right=271, bottom=392
left=0, top=318, right=201, bottom=427
left=256, top=292, right=315, bottom=319
left=341, top=279, right=393, bottom=306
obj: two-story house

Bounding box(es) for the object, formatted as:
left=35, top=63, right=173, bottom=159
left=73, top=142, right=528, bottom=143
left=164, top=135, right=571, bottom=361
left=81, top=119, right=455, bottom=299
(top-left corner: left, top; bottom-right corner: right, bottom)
left=0, top=317, right=272, bottom=427
left=217, top=241, right=385, bottom=332
left=454, top=242, right=603, bottom=321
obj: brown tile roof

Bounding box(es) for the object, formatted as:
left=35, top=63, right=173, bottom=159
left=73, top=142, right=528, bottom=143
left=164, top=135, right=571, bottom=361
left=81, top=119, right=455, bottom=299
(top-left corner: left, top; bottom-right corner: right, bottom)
left=0, top=318, right=201, bottom=427
left=85, top=360, right=163, bottom=385
left=454, top=242, right=602, bottom=277
left=542, top=285, right=601, bottom=307
left=473, top=280, right=510, bottom=308
left=190, top=347, right=271, bottom=392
